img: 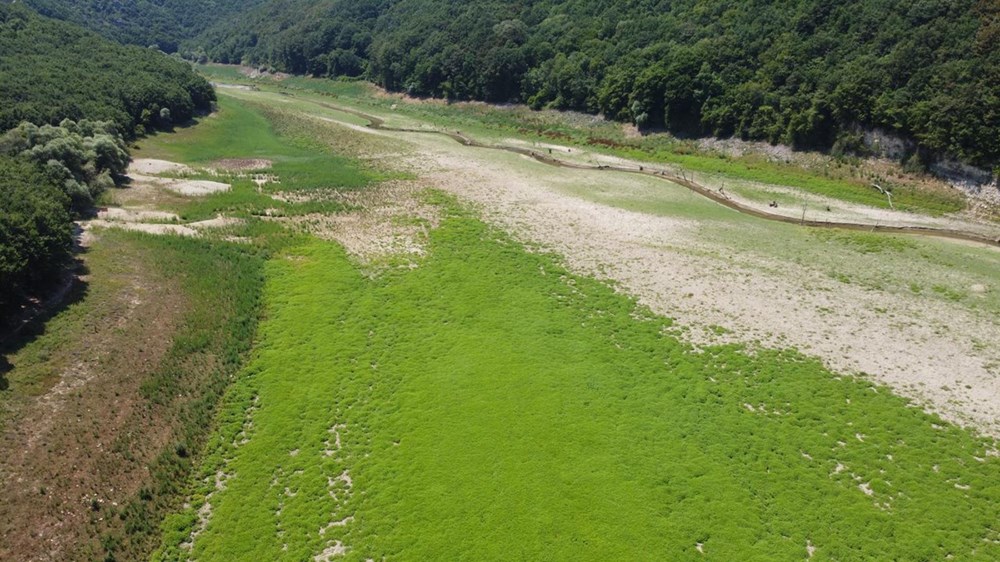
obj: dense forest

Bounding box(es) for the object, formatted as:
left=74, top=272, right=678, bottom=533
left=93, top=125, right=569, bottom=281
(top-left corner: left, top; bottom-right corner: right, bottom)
left=0, top=3, right=214, bottom=315
left=0, top=117, right=132, bottom=316
left=19, top=0, right=267, bottom=52
left=0, top=4, right=215, bottom=136
left=188, top=0, right=999, bottom=169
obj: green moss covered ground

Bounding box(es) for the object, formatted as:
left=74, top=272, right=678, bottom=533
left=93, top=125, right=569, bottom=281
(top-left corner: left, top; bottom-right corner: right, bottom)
left=155, top=201, right=999, bottom=561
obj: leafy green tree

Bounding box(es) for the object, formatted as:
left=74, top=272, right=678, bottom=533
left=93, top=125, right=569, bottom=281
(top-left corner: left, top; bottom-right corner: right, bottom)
left=0, top=120, right=129, bottom=210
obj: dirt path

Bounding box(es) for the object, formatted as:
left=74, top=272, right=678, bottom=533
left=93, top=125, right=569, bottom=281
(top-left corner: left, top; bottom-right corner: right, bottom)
left=301, top=99, right=1000, bottom=437
left=0, top=238, right=188, bottom=561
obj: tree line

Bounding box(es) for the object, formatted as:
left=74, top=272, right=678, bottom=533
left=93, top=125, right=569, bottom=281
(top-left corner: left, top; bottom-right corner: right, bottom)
left=0, top=119, right=126, bottom=315
left=186, top=0, right=999, bottom=170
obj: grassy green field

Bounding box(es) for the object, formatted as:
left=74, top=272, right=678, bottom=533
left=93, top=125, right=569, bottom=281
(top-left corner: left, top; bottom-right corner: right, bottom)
left=136, top=95, right=389, bottom=221
left=151, top=198, right=1000, bottom=561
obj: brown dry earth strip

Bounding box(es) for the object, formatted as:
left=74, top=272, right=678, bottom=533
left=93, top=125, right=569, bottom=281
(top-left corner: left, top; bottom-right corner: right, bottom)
left=0, top=239, right=186, bottom=561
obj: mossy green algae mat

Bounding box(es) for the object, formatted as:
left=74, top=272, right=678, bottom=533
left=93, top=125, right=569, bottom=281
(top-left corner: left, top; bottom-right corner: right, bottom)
left=156, top=206, right=1000, bottom=561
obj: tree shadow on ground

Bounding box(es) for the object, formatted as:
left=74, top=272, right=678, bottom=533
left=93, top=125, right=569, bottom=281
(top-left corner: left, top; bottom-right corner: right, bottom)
left=0, top=355, right=10, bottom=391
left=0, top=259, right=90, bottom=374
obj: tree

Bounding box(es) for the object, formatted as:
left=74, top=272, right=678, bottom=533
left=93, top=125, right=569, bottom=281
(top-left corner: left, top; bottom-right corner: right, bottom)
left=0, top=119, right=129, bottom=211
left=0, top=156, right=73, bottom=311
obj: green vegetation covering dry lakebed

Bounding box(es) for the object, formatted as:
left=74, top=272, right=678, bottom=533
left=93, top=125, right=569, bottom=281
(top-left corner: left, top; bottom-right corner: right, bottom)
left=155, top=201, right=1000, bottom=561
left=4, top=1, right=999, bottom=559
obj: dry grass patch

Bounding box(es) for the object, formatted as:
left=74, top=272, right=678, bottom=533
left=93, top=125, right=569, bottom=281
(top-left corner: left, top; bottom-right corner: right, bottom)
left=210, top=159, right=273, bottom=172
left=274, top=180, right=440, bottom=268
left=0, top=231, right=187, bottom=561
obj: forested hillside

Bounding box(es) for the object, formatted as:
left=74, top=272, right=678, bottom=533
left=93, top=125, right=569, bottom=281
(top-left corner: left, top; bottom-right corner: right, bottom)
left=189, top=0, right=1000, bottom=169
left=0, top=4, right=215, bottom=136
left=19, top=0, right=267, bottom=52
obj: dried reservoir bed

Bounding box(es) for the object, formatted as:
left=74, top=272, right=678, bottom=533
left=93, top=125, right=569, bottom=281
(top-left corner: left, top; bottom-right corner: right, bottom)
left=7, top=86, right=996, bottom=561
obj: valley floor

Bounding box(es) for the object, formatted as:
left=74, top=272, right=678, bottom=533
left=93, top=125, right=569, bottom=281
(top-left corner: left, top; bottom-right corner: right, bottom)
left=3, top=79, right=998, bottom=561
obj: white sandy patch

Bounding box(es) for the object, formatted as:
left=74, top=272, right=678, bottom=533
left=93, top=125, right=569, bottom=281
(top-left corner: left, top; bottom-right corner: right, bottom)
left=182, top=470, right=231, bottom=551
left=319, top=516, right=354, bottom=535
left=189, top=215, right=245, bottom=229
left=160, top=179, right=231, bottom=196
left=88, top=208, right=239, bottom=237
left=275, top=181, right=439, bottom=267
left=327, top=471, right=353, bottom=493
left=210, top=158, right=272, bottom=171
left=129, top=172, right=230, bottom=196
left=314, top=542, right=347, bottom=560
left=324, top=424, right=346, bottom=457
left=130, top=158, right=193, bottom=175
left=213, top=82, right=255, bottom=91
left=97, top=207, right=180, bottom=222
left=128, top=159, right=231, bottom=196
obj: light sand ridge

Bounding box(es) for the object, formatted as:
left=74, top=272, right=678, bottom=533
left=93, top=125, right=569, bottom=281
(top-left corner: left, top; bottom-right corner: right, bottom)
left=129, top=158, right=231, bottom=196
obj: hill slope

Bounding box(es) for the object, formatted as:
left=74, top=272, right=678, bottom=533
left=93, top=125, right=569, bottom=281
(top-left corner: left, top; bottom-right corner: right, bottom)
left=190, top=0, right=999, bottom=169
left=19, top=0, right=267, bottom=52
left=0, top=3, right=215, bottom=135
